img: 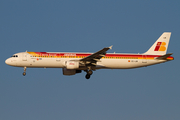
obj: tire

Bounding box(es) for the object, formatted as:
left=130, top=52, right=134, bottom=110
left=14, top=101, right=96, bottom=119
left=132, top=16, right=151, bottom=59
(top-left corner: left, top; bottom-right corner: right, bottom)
left=85, top=74, right=90, bottom=79
left=23, top=72, right=26, bottom=76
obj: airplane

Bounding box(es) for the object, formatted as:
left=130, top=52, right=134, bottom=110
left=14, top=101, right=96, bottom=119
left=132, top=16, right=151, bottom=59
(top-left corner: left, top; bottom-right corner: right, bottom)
left=5, top=32, right=174, bottom=79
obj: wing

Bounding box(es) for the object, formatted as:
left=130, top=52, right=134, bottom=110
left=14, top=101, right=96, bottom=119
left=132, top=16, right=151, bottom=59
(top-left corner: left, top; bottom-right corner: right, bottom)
left=79, top=45, right=113, bottom=65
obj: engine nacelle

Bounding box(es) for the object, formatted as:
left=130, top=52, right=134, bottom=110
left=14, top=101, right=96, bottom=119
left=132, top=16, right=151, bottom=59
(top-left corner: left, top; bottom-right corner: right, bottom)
left=65, top=61, right=79, bottom=69
left=62, top=68, right=82, bottom=76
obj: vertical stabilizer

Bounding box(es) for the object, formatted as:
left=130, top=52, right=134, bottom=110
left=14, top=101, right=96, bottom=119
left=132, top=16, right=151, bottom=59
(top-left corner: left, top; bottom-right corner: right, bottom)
left=144, top=32, right=171, bottom=55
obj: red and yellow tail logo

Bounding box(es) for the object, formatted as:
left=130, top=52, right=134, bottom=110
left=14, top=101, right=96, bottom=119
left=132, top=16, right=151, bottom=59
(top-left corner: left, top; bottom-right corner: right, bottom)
left=154, top=42, right=166, bottom=51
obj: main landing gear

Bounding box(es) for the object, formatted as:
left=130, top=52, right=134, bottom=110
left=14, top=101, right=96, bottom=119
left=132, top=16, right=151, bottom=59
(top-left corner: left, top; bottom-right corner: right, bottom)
left=85, top=70, right=93, bottom=79
left=23, top=67, right=26, bottom=76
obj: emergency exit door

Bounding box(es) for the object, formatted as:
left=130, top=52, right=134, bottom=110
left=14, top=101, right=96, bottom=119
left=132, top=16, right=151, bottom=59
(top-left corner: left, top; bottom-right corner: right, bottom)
left=142, top=55, right=147, bottom=63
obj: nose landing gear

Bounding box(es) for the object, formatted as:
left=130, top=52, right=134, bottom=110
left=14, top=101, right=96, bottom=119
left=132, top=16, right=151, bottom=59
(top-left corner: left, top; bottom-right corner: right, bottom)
left=23, top=67, right=26, bottom=76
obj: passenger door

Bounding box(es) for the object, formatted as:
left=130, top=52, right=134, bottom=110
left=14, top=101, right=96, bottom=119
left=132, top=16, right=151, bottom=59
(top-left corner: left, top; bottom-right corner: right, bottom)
left=22, top=53, right=27, bottom=61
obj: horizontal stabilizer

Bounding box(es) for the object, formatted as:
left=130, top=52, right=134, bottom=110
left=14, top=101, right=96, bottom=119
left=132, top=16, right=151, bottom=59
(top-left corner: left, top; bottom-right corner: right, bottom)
left=155, top=53, right=173, bottom=60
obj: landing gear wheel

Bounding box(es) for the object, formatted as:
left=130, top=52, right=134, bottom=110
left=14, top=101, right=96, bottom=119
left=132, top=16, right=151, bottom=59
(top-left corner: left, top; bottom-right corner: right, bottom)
left=85, top=74, right=91, bottom=79
left=85, top=68, right=93, bottom=79
left=23, top=72, right=26, bottom=76
left=23, top=67, right=27, bottom=76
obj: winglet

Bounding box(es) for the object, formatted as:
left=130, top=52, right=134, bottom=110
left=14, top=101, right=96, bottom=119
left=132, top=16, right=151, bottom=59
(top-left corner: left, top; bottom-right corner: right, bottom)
left=109, top=45, right=113, bottom=50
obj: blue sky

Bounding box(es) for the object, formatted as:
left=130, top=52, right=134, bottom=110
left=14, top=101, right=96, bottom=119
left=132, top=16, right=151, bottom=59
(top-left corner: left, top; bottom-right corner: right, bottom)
left=0, top=0, right=180, bottom=120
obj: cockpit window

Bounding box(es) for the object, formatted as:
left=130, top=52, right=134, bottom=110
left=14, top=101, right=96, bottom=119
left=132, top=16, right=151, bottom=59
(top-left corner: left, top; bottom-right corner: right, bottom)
left=11, top=55, right=18, bottom=57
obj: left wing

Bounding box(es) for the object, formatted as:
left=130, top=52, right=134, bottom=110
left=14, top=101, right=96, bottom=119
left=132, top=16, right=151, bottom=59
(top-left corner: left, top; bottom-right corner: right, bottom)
left=79, top=46, right=113, bottom=65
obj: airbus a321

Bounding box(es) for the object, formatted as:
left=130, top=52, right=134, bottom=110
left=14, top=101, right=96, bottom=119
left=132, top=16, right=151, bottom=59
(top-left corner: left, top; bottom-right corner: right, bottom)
left=5, top=32, right=174, bottom=79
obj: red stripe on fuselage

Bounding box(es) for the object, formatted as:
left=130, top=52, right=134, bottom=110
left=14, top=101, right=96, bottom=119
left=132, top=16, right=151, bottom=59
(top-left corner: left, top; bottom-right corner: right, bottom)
left=32, top=52, right=165, bottom=59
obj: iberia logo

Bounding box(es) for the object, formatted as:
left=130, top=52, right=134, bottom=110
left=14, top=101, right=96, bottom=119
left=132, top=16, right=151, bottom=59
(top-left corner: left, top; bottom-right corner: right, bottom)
left=154, top=42, right=166, bottom=51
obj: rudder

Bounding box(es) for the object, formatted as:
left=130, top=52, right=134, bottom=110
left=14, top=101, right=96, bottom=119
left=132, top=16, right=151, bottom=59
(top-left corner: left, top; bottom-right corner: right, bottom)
left=144, top=32, right=171, bottom=55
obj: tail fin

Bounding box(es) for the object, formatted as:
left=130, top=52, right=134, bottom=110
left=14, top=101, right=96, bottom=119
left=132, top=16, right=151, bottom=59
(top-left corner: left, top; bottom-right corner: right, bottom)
left=144, top=32, right=171, bottom=55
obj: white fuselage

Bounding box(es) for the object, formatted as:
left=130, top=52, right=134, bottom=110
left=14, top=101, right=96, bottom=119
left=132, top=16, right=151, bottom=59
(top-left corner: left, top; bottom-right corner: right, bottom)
left=5, top=52, right=168, bottom=70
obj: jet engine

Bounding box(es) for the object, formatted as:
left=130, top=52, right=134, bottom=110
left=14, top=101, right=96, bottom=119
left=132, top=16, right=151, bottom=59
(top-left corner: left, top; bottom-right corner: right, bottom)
left=65, top=61, right=79, bottom=69
left=62, top=68, right=81, bottom=75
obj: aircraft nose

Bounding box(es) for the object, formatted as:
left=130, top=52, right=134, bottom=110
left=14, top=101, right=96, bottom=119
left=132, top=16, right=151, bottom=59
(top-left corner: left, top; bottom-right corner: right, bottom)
left=5, top=58, right=11, bottom=65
